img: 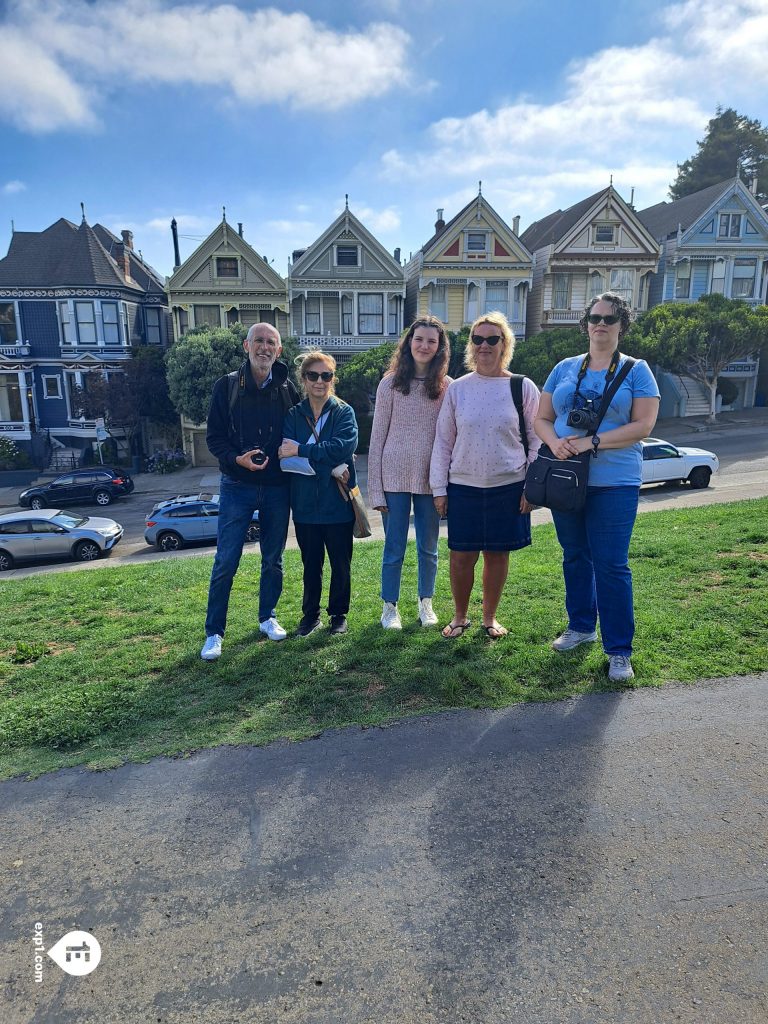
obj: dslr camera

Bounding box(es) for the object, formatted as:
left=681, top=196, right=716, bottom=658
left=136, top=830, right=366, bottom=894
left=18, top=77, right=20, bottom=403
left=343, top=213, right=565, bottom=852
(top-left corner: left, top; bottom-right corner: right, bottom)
left=566, top=398, right=601, bottom=432
left=244, top=446, right=267, bottom=466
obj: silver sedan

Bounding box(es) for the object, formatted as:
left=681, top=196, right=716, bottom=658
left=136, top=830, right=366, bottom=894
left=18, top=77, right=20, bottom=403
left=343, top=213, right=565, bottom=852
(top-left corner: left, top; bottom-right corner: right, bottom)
left=0, top=510, right=124, bottom=571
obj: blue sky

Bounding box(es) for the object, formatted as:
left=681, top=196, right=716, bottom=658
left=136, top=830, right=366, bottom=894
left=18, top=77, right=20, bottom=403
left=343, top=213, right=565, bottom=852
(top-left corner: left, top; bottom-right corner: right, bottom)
left=1, top=0, right=767, bottom=279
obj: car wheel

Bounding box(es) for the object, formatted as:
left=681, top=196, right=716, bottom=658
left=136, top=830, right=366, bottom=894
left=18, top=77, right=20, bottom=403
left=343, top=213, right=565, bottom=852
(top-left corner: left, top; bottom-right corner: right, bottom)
left=94, top=489, right=112, bottom=506
left=246, top=524, right=260, bottom=542
left=0, top=550, right=13, bottom=571
left=688, top=467, right=711, bottom=489
left=157, top=531, right=183, bottom=552
left=30, top=497, right=45, bottom=510
left=74, top=540, right=102, bottom=562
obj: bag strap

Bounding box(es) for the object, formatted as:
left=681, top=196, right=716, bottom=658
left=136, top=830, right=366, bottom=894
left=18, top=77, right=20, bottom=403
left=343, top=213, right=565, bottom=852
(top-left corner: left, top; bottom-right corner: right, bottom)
left=509, top=374, right=529, bottom=459
left=592, top=356, right=637, bottom=434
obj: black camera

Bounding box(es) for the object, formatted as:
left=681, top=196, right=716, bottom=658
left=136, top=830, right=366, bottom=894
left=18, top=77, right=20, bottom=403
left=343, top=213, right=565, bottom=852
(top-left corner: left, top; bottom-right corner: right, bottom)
left=566, top=399, right=600, bottom=432
left=246, top=447, right=267, bottom=466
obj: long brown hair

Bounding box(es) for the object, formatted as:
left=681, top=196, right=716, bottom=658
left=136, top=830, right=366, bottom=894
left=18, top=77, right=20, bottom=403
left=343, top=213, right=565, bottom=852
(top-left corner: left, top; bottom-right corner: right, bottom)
left=388, top=316, right=450, bottom=399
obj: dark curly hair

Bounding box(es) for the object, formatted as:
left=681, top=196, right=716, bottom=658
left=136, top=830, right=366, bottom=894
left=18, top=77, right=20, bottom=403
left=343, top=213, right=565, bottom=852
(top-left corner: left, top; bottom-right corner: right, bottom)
left=387, top=316, right=450, bottom=400
left=578, top=291, right=634, bottom=340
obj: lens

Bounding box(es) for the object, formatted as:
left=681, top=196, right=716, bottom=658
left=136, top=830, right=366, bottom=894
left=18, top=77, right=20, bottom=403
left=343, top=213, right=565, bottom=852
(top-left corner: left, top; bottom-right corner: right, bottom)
left=587, top=314, right=619, bottom=326
left=470, top=334, right=502, bottom=346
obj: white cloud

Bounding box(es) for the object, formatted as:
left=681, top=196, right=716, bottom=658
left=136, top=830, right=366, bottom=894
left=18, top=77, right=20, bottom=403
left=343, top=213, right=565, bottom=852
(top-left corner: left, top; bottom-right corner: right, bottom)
left=348, top=204, right=401, bottom=234
left=265, top=219, right=318, bottom=237
left=1, top=0, right=412, bottom=133
left=2, top=180, right=27, bottom=195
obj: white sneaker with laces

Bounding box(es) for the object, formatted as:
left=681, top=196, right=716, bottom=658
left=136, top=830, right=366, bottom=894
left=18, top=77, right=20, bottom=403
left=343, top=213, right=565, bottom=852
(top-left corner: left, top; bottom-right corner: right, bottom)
left=418, top=597, right=438, bottom=627
left=552, top=628, right=598, bottom=652
left=201, top=634, right=223, bottom=660
left=259, top=617, right=287, bottom=642
left=608, top=655, right=635, bottom=682
left=381, top=602, right=402, bottom=629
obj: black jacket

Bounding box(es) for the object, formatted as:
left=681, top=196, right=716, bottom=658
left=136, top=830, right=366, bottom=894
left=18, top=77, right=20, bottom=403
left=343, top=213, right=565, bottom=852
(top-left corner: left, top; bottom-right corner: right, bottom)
left=206, top=359, right=301, bottom=485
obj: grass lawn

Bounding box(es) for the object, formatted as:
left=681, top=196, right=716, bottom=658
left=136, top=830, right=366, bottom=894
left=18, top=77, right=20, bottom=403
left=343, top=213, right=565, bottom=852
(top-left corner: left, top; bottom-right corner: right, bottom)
left=1, top=498, right=767, bottom=780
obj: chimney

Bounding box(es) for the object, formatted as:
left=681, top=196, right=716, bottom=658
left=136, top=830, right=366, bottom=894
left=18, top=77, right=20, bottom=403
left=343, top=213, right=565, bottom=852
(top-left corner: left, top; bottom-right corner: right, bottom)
left=749, top=177, right=759, bottom=196
left=121, top=229, right=134, bottom=250
left=512, top=215, right=520, bottom=235
left=435, top=208, right=445, bottom=234
left=238, top=222, right=244, bottom=237
left=393, top=247, right=401, bottom=263
left=171, top=218, right=181, bottom=270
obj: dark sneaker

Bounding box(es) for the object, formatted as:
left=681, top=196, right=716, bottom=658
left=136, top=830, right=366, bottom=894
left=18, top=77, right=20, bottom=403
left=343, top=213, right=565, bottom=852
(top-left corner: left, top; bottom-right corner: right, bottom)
left=296, top=616, right=322, bottom=637
left=329, top=615, right=348, bottom=635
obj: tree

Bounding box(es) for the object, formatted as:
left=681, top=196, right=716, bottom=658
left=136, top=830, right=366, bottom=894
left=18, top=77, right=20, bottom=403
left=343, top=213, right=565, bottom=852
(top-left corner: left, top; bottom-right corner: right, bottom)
left=166, top=324, right=248, bottom=424
left=335, top=343, right=396, bottom=416
left=511, top=328, right=586, bottom=386
left=631, top=294, right=767, bottom=422
left=670, top=107, right=768, bottom=203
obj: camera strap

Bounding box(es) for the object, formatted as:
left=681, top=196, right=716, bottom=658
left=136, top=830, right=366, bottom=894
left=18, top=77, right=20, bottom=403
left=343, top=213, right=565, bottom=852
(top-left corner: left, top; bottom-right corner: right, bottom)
left=590, top=356, right=637, bottom=435
left=572, top=349, right=622, bottom=409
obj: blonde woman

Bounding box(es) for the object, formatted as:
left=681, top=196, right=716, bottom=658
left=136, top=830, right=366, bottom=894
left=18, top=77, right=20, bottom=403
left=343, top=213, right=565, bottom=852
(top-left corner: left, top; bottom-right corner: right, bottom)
left=368, top=316, right=451, bottom=629
left=430, top=312, right=540, bottom=639
left=278, top=351, right=358, bottom=637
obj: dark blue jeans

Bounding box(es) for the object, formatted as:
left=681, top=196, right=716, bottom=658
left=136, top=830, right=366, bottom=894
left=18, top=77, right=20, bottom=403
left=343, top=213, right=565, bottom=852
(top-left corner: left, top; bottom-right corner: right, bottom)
left=205, top=475, right=290, bottom=637
left=551, top=486, right=640, bottom=656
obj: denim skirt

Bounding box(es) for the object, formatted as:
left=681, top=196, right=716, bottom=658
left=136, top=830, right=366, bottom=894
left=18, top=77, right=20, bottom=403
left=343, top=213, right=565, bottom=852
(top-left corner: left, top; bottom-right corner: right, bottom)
left=447, top=480, right=531, bottom=552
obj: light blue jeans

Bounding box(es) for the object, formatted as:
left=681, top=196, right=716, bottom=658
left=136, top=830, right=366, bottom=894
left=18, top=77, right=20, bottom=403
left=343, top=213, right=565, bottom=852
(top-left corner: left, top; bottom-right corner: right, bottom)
left=381, top=492, right=440, bottom=604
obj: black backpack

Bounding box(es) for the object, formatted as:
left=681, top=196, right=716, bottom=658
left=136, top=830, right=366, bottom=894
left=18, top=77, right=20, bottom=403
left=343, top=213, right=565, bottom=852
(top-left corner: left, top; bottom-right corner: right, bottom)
left=510, top=373, right=530, bottom=458
left=226, top=366, right=296, bottom=436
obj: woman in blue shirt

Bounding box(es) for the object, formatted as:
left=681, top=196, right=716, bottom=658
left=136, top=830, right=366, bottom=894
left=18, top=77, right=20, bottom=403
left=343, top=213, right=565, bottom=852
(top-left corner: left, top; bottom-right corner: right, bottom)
left=534, top=292, right=660, bottom=682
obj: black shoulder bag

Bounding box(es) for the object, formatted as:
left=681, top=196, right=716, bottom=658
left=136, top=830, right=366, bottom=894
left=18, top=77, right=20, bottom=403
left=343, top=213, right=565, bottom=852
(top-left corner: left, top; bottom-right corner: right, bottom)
left=524, top=356, right=636, bottom=513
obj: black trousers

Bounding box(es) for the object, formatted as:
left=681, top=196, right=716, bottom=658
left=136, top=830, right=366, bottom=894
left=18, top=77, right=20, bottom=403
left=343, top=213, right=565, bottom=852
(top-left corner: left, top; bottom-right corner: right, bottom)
left=294, top=520, right=354, bottom=619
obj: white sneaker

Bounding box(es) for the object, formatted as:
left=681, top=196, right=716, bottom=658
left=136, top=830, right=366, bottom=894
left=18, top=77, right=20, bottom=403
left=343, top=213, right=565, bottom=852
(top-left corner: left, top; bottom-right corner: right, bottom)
left=259, top=617, right=287, bottom=642
left=608, top=655, right=635, bottom=682
left=552, top=628, right=598, bottom=652
left=201, top=634, right=222, bottom=660
left=381, top=602, right=402, bottom=629
left=418, top=597, right=438, bottom=627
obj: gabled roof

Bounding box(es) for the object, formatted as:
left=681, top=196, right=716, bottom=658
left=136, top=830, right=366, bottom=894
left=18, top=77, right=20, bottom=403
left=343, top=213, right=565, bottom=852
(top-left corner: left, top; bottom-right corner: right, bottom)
left=417, top=192, right=531, bottom=264
left=291, top=206, right=404, bottom=280
left=168, top=219, right=287, bottom=292
left=0, top=217, right=150, bottom=290
left=92, top=224, right=165, bottom=293
left=637, top=180, right=732, bottom=240
left=520, top=190, right=606, bottom=252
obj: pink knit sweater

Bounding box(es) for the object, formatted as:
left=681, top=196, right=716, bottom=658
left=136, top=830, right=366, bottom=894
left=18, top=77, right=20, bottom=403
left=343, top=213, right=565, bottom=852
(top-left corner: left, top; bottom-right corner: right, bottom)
left=429, top=372, right=541, bottom=495
left=367, top=374, right=452, bottom=509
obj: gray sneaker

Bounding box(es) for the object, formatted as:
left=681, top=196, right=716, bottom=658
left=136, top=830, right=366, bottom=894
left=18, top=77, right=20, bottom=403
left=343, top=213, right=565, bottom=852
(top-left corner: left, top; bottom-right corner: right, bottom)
left=608, top=655, right=635, bottom=682
left=552, top=628, right=598, bottom=651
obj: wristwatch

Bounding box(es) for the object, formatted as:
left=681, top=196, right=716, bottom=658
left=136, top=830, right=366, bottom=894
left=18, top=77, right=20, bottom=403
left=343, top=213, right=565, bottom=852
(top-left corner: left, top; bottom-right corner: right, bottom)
left=591, top=434, right=601, bottom=457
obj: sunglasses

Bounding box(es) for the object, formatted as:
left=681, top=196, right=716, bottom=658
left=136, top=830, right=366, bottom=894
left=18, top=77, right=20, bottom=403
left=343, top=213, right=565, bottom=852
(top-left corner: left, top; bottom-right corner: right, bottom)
left=304, top=370, right=334, bottom=382
left=470, top=334, right=502, bottom=346
left=587, top=314, right=620, bottom=326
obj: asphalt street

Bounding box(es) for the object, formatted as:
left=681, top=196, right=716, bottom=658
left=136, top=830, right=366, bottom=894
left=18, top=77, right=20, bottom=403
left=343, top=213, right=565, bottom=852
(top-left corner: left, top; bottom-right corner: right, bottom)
left=2, top=675, right=767, bottom=1024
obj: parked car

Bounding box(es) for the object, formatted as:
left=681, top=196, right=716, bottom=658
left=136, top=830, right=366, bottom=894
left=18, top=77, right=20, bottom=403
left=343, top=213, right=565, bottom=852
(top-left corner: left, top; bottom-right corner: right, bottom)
left=0, top=510, right=124, bottom=571
left=144, top=493, right=260, bottom=551
left=641, top=438, right=719, bottom=488
left=19, top=469, right=135, bottom=510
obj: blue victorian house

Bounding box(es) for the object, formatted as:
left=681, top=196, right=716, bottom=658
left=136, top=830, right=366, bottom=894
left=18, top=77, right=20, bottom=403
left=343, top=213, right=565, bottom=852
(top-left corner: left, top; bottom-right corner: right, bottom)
left=0, top=217, right=169, bottom=466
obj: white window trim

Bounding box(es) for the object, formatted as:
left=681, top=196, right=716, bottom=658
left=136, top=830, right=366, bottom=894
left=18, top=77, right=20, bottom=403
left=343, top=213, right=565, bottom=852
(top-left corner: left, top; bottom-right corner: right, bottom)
left=594, top=223, right=616, bottom=244
left=42, top=374, right=63, bottom=399
left=464, top=230, right=490, bottom=255
left=0, top=300, right=22, bottom=346
left=334, top=244, right=360, bottom=268
left=718, top=213, right=742, bottom=238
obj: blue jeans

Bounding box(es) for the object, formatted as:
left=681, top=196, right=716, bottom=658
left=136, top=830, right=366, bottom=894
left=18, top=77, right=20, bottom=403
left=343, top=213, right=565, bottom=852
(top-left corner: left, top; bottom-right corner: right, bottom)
left=551, top=486, right=640, bottom=656
left=381, top=492, right=440, bottom=604
left=205, top=476, right=290, bottom=636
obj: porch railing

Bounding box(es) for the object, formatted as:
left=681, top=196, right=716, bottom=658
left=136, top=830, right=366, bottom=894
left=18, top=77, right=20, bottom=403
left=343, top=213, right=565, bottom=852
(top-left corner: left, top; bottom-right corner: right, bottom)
left=0, top=344, right=31, bottom=357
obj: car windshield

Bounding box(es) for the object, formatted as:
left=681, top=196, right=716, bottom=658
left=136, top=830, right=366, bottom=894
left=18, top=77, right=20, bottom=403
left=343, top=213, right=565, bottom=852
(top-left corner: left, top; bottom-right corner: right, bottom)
left=51, top=513, right=88, bottom=529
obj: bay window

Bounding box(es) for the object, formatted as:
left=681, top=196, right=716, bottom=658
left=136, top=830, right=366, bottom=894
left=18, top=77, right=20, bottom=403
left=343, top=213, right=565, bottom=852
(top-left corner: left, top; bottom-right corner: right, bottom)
left=305, top=297, right=321, bottom=334
left=193, top=305, right=221, bottom=329
left=341, top=295, right=353, bottom=335
left=102, top=302, right=121, bottom=345
left=144, top=307, right=161, bottom=344
left=485, top=282, right=508, bottom=316
left=0, top=373, right=23, bottom=421
left=553, top=274, right=570, bottom=309
left=359, top=293, right=383, bottom=334
left=710, top=259, right=726, bottom=294
left=732, top=259, right=755, bottom=298
left=610, top=269, right=634, bottom=304
left=429, top=284, right=446, bottom=321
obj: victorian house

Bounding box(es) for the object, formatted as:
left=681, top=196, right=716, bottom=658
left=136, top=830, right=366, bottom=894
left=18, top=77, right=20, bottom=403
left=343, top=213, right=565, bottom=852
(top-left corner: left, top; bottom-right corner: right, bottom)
left=288, top=201, right=406, bottom=364
left=636, top=177, right=768, bottom=414
left=404, top=191, right=532, bottom=337
left=521, top=185, right=660, bottom=336
left=0, top=216, right=168, bottom=466
left=166, top=215, right=289, bottom=343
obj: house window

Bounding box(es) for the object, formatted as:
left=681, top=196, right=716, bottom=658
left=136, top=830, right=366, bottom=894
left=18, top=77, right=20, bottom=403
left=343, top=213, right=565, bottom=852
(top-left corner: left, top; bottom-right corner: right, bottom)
left=102, top=302, right=121, bottom=345
left=732, top=258, right=756, bottom=298
left=466, top=232, right=486, bottom=252
left=388, top=296, right=399, bottom=335
left=0, top=373, right=23, bottom=421
left=215, top=257, right=239, bottom=278
left=710, top=259, right=726, bottom=294
left=193, top=305, right=221, bottom=329
left=74, top=302, right=97, bottom=345
left=305, top=297, right=321, bottom=334
left=466, top=283, right=479, bottom=323
left=590, top=271, right=604, bottom=298
left=0, top=303, right=18, bottom=345
left=429, top=284, right=447, bottom=321
left=485, top=282, right=508, bottom=316
left=610, top=269, right=634, bottom=304
left=341, top=295, right=353, bottom=334
left=719, top=214, right=741, bottom=238
left=594, top=224, right=615, bottom=243
left=359, top=293, right=383, bottom=334
left=336, top=246, right=358, bottom=267
left=145, top=307, right=162, bottom=344
left=43, top=376, right=62, bottom=399
left=553, top=274, right=570, bottom=309
left=674, top=262, right=691, bottom=298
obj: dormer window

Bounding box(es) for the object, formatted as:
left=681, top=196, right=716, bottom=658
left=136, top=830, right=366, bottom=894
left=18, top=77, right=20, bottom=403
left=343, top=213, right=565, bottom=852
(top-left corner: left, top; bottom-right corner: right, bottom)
left=336, top=245, right=359, bottom=267
left=718, top=214, right=741, bottom=238
left=594, top=224, right=615, bottom=243
left=216, top=257, right=239, bottom=278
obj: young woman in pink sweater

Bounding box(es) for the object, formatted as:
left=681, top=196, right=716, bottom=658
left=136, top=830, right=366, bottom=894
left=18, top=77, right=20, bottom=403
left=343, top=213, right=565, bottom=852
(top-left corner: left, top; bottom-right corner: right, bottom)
left=368, top=317, right=451, bottom=629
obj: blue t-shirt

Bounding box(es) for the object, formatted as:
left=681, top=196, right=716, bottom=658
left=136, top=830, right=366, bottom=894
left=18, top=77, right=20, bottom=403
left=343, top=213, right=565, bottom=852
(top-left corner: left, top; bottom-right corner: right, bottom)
left=542, top=355, right=660, bottom=487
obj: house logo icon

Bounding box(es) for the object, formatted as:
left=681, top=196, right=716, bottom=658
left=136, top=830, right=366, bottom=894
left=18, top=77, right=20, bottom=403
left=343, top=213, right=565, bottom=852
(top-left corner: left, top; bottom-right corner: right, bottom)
left=47, top=931, right=102, bottom=976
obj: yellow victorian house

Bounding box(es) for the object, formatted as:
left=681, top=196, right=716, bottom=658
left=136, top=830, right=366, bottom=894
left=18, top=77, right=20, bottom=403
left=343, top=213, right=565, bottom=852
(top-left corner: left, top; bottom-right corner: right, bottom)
left=404, top=191, right=532, bottom=337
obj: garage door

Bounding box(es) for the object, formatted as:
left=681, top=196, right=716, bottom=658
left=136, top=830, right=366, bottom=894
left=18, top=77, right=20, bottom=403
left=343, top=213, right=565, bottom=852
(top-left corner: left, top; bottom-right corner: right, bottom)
left=192, top=431, right=218, bottom=467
